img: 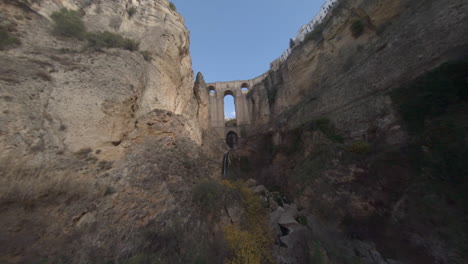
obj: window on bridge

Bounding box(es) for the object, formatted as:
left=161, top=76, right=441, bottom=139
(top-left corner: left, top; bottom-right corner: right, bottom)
left=241, top=83, right=249, bottom=93
left=208, top=86, right=216, bottom=95
left=224, top=91, right=237, bottom=127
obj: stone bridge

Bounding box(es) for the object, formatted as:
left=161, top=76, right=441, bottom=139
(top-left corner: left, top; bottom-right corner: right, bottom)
left=206, top=74, right=266, bottom=140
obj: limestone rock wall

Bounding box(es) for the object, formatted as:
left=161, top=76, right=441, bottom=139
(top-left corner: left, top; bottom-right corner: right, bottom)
left=249, top=0, right=468, bottom=141
left=0, top=0, right=203, bottom=162
left=193, top=72, right=210, bottom=133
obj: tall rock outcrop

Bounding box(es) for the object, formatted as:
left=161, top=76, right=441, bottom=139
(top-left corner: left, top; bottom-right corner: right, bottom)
left=0, top=0, right=203, bottom=163
left=193, top=72, right=210, bottom=131
left=0, top=1, right=224, bottom=263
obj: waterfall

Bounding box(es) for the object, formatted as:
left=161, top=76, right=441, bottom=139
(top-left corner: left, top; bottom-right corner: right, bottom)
left=222, top=151, right=230, bottom=178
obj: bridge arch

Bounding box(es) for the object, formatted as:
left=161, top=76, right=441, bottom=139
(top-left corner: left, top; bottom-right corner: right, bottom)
left=223, top=91, right=237, bottom=127
left=208, top=86, right=216, bottom=95
left=224, top=90, right=235, bottom=96
left=206, top=80, right=257, bottom=139
left=241, top=83, right=249, bottom=93
left=226, top=131, right=238, bottom=148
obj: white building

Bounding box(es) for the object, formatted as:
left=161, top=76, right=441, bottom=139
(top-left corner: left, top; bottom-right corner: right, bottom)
left=276, top=0, right=340, bottom=63
left=293, top=0, right=339, bottom=43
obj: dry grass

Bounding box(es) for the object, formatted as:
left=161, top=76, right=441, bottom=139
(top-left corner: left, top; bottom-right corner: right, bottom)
left=0, top=157, right=110, bottom=206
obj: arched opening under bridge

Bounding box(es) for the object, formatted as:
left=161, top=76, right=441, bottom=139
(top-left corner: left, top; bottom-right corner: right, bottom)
left=226, top=131, right=238, bottom=148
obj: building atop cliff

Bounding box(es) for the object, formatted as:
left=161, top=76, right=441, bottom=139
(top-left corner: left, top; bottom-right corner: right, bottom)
left=273, top=0, right=339, bottom=66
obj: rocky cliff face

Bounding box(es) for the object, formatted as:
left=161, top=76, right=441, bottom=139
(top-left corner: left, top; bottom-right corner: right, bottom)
left=0, top=0, right=206, bottom=163
left=0, top=1, right=220, bottom=263
left=249, top=0, right=467, bottom=137
left=1, top=0, right=467, bottom=263
left=240, top=0, right=468, bottom=263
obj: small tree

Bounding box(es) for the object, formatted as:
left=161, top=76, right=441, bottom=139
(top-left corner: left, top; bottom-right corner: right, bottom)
left=86, top=31, right=140, bottom=51
left=350, top=20, right=365, bottom=38
left=127, top=6, right=137, bottom=17
left=0, top=26, right=21, bottom=50
left=169, top=2, right=176, bottom=11
left=50, top=8, right=86, bottom=39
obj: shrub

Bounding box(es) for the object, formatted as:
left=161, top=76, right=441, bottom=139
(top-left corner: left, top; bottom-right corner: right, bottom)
left=310, top=243, right=328, bottom=264
left=223, top=181, right=273, bottom=264
left=348, top=140, right=370, bottom=154
left=127, top=6, right=137, bottom=17
left=192, top=179, right=236, bottom=215
left=169, top=2, right=177, bottom=11
left=86, top=31, right=140, bottom=51
left=225, top=119, right=237, bottom=127
left=314, top=118, right=344, bottom=143
left=50, top=9, right=141, bottom=53
left=0, top=26, right=21, bottom=50
left=304, top=22, right=325, bottom=43
left=350, top=20, right=365, bottom=38
left=140, top=50, right=153, bottom=61
left=297, top=215, right=308, bottom=225
left=50, top=8, right=86, bottom=39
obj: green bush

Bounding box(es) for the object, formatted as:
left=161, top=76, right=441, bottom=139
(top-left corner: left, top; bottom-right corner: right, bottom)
left=350, top=20, right=365, bottom=38
left=314, top=118, right=344, bottom=143
left=304, top=22, right=325, bottom=43
left=297, top=215, right=308, bottom=225
left=127, top=6, right=137, bottom=17
left=0, top=26, right=21, bottom=50
left=86, top=31, right=140, bottom=51
left=222, top=180, right=273, bottom=263
left=192, top=179, right=229, bottom=214
left=140, top=50, right=153, bottom=61
left=50, top=9, right=141, bottom=53
left=169, top=2, right=177, bottom=11
left=348, top=140, right=370, bottom=154
left=50, top=8, right=86, bottom=39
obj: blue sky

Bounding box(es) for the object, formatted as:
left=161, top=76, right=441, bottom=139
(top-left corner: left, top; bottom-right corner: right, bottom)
left=171, top=0, right=325, bottom=118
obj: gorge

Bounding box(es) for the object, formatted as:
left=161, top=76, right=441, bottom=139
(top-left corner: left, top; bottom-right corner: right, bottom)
left=0, top=0, right=467, bottom=263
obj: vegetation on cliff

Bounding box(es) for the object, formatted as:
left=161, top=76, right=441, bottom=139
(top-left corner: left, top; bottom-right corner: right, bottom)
left=221, top=180, right=273, bottom=264
left=51, top=8, right=144, bottom=53
left=391, top=61, right=468, bottom=260
left=192, top=178, right=273, bottom=264
left=50, top=8, right=87, bottom=39
left=0, top=25, right=21, bottom=50
left=169, top=2, right=177, bottom=11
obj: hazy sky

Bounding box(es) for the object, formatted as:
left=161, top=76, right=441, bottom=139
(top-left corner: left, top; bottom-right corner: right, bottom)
left=171, top=0, right=325, bottom=118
